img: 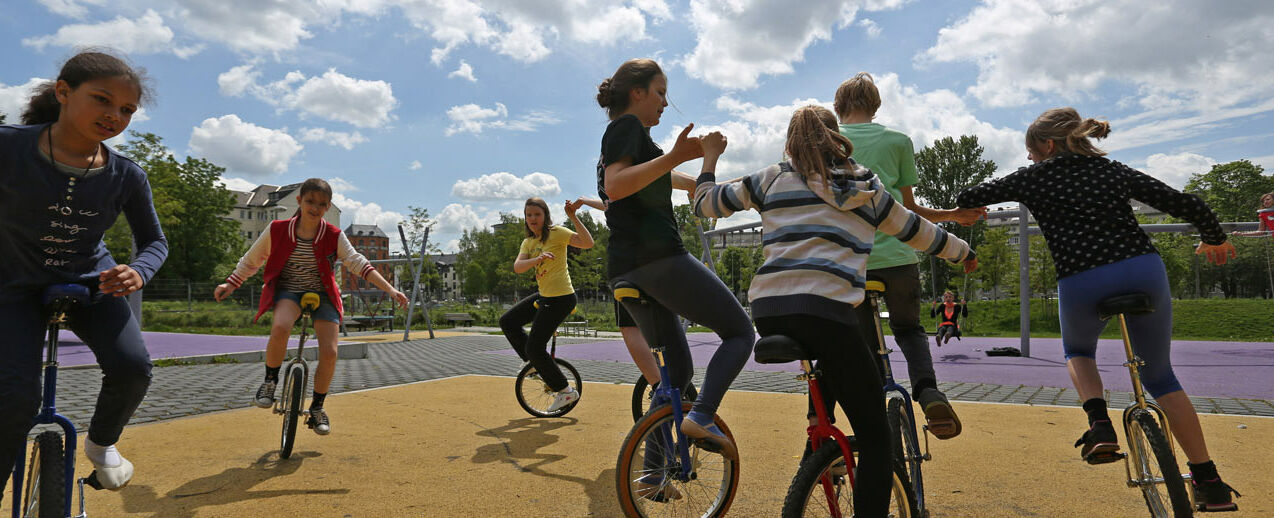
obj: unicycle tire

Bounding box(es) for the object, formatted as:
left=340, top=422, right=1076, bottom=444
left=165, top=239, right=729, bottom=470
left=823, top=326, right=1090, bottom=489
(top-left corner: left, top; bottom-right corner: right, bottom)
left=279, top=367, right=305, bottom=459
left=616, top=401, right=739, bottom=517
left=631, top=377, right=698, bottom=423
left=888, top=397, right=924, bottom=516
left=515, top=358, right=582, bottom=418
left=782, top=440, right=915, bottom=518
left=24, top=430, right=66, bottom=518
left=1127, top=410, right=1193, bottom=517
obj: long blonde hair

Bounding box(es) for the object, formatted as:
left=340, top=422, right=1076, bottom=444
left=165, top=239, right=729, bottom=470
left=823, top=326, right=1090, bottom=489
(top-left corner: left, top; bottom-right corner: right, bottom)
left=785, top=105, right=854, bottom=184
left=1026, top=107, right=1111, bottom=158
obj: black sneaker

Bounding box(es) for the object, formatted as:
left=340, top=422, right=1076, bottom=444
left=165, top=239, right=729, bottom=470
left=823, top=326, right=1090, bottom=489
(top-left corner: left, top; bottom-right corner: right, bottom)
left=916, top=387, right=962, bottom=439
left=307, top=408, right=331, bottom=435
left=1192, top=477, right=1240, bottom=512
left=1073, top=420, right=1121, bottom=464
left=254, top=380, right=276, bottom=408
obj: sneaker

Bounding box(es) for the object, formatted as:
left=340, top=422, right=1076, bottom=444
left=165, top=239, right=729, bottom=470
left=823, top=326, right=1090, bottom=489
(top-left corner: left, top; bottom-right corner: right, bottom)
left=84, top=443, right=134, bottom=490
left=254, top=380, right=277, bottom=408
left=307, top=407, right=331, bottom=435
left=680, top=418, right=738, bottom=461
left=635, top=475, right=683, bottom=502
left=1073, top=420, right=1121, bottom=464
left=916, top=387, right=962, bottom=439
left=546, top=387, right=579, bottom=413
left=1192, top=478, right=1240, bottom=512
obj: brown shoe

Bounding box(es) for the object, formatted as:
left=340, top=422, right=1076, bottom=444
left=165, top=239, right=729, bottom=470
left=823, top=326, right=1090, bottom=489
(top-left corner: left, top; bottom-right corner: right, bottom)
left=917, top=388, right=962, bottom=440
left=680, top=419, right=738, bottom=461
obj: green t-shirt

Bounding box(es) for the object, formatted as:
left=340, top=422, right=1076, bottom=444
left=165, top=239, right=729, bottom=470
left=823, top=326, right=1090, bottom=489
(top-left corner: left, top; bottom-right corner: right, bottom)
left=839, top=123, right=920, bottom=269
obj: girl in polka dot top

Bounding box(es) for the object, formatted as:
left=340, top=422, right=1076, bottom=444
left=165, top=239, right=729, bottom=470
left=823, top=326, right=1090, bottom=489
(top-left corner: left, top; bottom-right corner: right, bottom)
left=957, top=107, right=1241, bottom=511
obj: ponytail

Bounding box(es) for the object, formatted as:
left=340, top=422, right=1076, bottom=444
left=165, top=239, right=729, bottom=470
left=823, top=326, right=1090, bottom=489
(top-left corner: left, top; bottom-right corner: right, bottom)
left=21, top=83, right=60, bottom=125
left=1026, top=107, right=1110, bottom=158
left=785, top=105, right=853, bottom=185
left=21, top=49, right=151, bottom=126
left=597, top=59, right=664, bottom=120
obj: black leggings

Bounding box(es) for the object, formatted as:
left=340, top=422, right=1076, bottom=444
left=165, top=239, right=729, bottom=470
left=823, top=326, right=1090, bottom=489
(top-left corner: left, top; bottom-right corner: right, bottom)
left=755, top=315, right=891, bottom=518
left=500, top=292, right=577, bottom=392
left=937, top=324, right=960, bottom=344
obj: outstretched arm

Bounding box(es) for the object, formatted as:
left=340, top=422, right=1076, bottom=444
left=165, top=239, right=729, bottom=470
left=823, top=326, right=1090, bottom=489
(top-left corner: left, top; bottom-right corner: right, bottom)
left=565, top=200, right=594, bottom=249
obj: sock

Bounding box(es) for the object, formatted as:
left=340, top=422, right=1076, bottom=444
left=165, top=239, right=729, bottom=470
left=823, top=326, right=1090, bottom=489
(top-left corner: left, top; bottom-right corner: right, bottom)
left=1082, top=398, right=1110, bottom=425
left=85, top=438, right=122, bottom=468
left=310, top=391, right=327, bottom=410
left=912, top=378, right=938, bottom=400
left=685, top=410, right=715, bottom=428
left=265, top=366, right=280, bottom=382
left=1188, top=460, right=1219, bottom=481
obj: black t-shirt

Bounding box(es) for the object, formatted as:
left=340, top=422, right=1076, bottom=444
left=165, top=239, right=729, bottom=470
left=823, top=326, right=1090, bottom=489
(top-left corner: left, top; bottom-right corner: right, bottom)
left=956, top=153, right=1227, bottom=278
left=597, top=114, right=685, bottom=276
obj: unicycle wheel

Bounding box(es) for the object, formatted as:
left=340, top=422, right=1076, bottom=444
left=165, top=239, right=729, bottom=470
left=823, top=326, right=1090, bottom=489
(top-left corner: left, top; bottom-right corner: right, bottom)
left=279, top=367, right=305, bottom=459
left=24, top=430, right=66, bottom=518
left=631, top=376, right=698, bottom=423
left=514, top=358, right=582, bottom=417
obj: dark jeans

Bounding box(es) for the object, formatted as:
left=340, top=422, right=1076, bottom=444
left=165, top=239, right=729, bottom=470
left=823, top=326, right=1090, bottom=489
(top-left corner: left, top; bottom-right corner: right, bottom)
left=756, top=315, right=891, bottom=518
left=612, top=253, right=755, bottom=418
left=500, top=292, right=577, bottom=392
left=0, top=294, right=152, bottom=490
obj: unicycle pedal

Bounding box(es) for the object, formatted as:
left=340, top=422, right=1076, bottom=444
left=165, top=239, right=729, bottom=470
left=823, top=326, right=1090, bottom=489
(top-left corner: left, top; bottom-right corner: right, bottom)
left=83, top=471, right=104, bottom=490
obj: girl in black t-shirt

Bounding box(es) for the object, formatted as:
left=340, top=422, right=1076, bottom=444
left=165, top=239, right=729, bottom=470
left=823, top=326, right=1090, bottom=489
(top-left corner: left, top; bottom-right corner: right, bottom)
left=596, top=59, right=755, bottom=471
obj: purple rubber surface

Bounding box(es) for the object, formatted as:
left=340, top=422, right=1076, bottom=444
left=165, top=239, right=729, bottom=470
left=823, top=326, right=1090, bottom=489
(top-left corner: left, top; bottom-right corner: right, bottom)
left=491, top=333, right=1274, bottom=401
left=56, top=329, right=295, bottom=367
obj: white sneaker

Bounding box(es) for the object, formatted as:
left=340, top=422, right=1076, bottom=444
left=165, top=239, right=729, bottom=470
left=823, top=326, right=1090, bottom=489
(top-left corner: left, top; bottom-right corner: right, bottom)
left=85, top=442, right=134, bottom=490
left=546, top=387, right=579, bottom=413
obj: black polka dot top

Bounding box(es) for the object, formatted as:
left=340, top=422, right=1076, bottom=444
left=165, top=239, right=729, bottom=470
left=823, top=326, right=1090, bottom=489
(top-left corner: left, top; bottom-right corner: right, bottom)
left=956, top=153, right=1227, bottom=279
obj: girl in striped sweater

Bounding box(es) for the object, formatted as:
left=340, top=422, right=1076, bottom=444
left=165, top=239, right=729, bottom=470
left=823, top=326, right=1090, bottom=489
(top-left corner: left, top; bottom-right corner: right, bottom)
left=693, top=105, right=976, bottom=517
left=214, top=179, right=407, bottom=435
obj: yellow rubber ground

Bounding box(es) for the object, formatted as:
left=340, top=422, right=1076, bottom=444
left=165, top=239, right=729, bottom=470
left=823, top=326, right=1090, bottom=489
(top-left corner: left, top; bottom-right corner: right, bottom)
left=20, top=375, right=1270, bottom=517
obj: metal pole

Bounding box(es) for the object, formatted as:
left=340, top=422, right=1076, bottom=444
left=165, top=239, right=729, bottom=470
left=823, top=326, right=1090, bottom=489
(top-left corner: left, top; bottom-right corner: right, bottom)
left=419, top=228, right=436, bottom=339
left=128, top=236, right=142, bottom=325
left=1018, top=205, right=1031, bottom=358
left=398, top=225, right=430, bottom=341
left=696, top=219, right=717, bottom=270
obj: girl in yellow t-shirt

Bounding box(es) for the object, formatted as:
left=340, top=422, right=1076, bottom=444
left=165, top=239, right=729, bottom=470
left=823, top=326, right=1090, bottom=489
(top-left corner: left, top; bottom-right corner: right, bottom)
left=499, top=197, right=595, bottom=412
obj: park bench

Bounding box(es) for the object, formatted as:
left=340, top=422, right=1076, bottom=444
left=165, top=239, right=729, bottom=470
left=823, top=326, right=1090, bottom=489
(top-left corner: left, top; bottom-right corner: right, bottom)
left=351, top=315, right=394, bottom=332
left=559, top=320, right=595, bottom=337
left=444, top=312, right=475, bottom=327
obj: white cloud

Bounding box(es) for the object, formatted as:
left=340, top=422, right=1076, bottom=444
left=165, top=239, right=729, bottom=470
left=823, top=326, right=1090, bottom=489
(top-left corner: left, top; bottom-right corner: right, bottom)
left=444, top=102, right=558, bottom=136
left=857, top=18, right=881, bottom=37
left=0, top=78, right=46, bottom=123
left=448, top=60, right=477, bottom=82
left=327, top=176, right=405, bottom=235
left=681, top=0, right=907, bottom=89
left=174, top=0, right=323, bottom=54
left=188, top=115, right=303, bottom=179
left=920, top=0, right=1274, bottom=125
left=22, top=10, right=200, bottom=57
left=298, top=127, right=367, bottom=150
left=1143, top=152, right=1217, bottom=189
left=38, top=0, right=105, bottom=19
left=218, top=65, right=397, bottom=128
left=435, top=203, right=501, bottom=233
left=217, top=176, right=259, bottom=192
left=451, top=171, right=561, bottom=201
left=409, top=160, right=423, bottom=170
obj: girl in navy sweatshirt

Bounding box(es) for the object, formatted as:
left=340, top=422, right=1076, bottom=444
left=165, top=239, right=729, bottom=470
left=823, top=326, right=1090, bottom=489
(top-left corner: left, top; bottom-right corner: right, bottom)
left=0, top=51, right=167, bottom=494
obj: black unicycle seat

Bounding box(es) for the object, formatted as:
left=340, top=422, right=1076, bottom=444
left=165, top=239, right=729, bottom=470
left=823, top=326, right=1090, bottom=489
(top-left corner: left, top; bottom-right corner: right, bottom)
left=43, top=283, right=90, bottom=307
left=753, top=335, right=810, bottom=364
left=1096, top=292, right=1154, bottom=321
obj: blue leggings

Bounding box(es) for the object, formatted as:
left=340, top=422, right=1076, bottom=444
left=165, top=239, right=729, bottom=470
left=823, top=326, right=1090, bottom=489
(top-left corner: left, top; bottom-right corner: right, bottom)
left=0, top=293, right=152, bottom=491
left=1058, top=253, right=1182, bottom=397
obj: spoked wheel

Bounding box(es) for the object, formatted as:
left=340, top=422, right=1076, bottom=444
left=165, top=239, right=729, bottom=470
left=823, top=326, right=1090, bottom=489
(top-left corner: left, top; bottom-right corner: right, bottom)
left=632, top=377, right=699, bottom=422
left=515, top=359, right=583, bottom=418
left=781, top=440, right=914, bottom=518
left=279, top=367, right=305, bottom=459
left=24, top=430, right=66, bottom=518
left=887, top=397, right=925, bottom=517
left=616, top=402, right=739, bottom=517
left=1126, top=410, right=1193, bottom=517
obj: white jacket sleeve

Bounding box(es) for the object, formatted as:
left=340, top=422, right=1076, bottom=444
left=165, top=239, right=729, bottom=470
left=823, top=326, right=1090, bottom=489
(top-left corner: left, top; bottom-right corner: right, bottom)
left=336, top=231, right=376, bottom=279
left=226, top=227, right=272, bottom=288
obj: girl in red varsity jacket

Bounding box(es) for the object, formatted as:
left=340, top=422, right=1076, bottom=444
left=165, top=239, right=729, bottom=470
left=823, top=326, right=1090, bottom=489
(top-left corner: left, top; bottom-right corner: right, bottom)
left=214, top=178, right=407, bottom=435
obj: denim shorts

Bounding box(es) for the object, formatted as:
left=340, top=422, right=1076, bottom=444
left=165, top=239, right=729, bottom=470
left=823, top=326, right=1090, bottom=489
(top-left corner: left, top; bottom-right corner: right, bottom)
left=274, top=290, right=340, bottom=323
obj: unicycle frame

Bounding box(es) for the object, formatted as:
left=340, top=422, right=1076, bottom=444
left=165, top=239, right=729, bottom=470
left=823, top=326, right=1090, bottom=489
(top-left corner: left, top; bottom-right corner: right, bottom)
left=801, top=359, right=857, bottom=517
left=11, top=287, right=90, bottom=518
left=865, top=285, right=930, bottom=513
left=274, top=295, right=319, bottom=432
left=1114, top=314, right=1191, bottom=495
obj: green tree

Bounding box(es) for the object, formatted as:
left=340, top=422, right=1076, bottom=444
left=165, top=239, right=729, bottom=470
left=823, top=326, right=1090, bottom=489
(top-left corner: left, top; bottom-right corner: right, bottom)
left=108, top=131, right=239, bottom=282
left=396, top=205, right=441, bottom=294
left=1182, top=160, right=1274, bottom=298
left=714, top=246, right=753, bottom=300
left=913, top=135, right=997, bottom=296
left=973, top=227, right=1013, bottom=299
left=0, top=113, right=6, bottom=124
left=1026, top=235, right=1058, bottom=310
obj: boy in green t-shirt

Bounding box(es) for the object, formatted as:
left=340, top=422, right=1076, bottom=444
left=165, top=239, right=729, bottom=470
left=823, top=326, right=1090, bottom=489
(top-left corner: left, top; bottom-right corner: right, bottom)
left=816, top=72, right=986, bottom=440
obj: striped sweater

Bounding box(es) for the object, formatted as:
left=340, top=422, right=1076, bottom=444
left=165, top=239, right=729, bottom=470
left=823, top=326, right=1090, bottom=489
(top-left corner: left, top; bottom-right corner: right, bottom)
left=693, top=160, right=975, bottom=326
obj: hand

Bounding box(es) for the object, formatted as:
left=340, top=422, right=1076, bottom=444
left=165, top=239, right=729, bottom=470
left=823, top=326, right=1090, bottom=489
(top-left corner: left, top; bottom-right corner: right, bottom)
left=670, top=124, right=704, bottom=162
left=952, top=207, right=988, bottom=226
left=701, top=131, right=728, bottom=157
left=963, top=257, right=979, bottom=274
left=1196, top=241, right=1237, bottom=265
left=538, top=251, right=556, bottom=264
left=391, top=289, right=409, bottom=308
left=214, top=283, right=235, bottom=302
left=99, top=264, right=143, bottom=297
left=565, top=199, right=583, bottom=217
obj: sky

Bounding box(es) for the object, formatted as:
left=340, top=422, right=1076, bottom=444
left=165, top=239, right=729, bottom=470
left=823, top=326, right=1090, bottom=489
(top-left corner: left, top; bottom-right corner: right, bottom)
left=4, top=0, right=1273, bottom=253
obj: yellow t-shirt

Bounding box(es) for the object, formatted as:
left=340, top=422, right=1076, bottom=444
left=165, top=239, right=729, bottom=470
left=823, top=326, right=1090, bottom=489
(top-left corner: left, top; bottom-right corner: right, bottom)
left=519, top=226, right=577, bottom=297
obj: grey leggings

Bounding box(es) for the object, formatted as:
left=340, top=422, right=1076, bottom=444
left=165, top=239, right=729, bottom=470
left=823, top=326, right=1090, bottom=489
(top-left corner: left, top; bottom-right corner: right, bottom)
left=613, top=253, right=755, bottom=418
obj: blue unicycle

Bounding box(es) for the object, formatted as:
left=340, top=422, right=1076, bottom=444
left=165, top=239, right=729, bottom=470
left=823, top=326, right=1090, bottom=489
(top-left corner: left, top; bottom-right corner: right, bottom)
left=10, top=284, right=105, bottom=518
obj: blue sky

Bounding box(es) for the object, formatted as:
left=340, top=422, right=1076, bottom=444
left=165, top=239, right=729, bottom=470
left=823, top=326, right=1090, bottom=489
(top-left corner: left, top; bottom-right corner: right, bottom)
left=4, top=0, right=1272, bottom=252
